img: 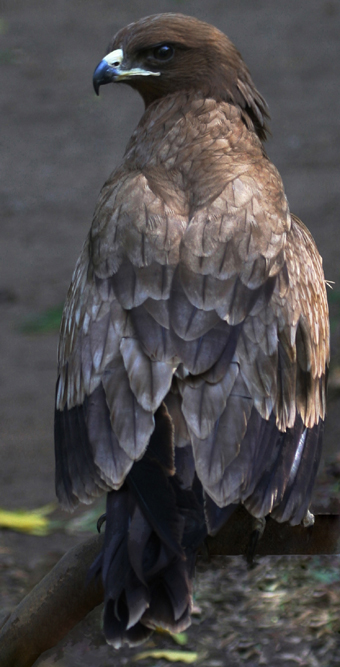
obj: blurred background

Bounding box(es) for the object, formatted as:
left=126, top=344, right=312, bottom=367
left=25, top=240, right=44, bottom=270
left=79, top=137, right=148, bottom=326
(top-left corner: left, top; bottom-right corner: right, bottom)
left=1, top=1, right=340, bottom=665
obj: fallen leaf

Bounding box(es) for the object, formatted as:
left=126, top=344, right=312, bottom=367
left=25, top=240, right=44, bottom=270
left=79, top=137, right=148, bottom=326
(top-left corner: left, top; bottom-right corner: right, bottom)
left=133, top=649, right=199, bottom=663
left=0, top=504, right=56, bottom=535
left=170, top=632, right=189, bottom=646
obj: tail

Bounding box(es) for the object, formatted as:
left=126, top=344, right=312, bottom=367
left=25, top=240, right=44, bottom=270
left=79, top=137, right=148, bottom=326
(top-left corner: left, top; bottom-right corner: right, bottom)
left=89, top=403, right=206, bottom=648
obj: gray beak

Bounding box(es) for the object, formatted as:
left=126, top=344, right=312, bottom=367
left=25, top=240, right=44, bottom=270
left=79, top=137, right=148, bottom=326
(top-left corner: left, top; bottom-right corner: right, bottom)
left=93, top=59, right=118, bottom=95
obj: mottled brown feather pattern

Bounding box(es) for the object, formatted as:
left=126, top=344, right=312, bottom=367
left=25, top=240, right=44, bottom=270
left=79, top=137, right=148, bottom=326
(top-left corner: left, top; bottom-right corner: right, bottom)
left=57, top=33, right=328, bottom=500
left=55, top=11, right=329, bottom=645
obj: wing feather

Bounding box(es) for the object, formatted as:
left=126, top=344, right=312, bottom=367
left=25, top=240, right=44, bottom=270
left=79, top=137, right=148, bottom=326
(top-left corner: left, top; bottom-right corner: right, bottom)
left=101, top=356, right=155, bottom=459
left=120, top=337, right=173, bottom=411
left=55, top=97, right=329, bottom=529
left=181, top=362, right=239, bottom=439
left=191, top=373, right=253, bottom=494
left=130, top=303, right=176, bottom=362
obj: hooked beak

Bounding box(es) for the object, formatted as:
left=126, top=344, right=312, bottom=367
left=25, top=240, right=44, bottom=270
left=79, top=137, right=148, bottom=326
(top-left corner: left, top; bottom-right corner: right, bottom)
left=93, top=48, right=160, bottom=95
left=93, top=48, right=123, bottom=95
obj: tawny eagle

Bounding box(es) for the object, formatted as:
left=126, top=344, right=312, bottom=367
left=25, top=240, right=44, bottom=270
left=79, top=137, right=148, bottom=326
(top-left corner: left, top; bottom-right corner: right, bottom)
left=55, top=13, right=329, bottom=647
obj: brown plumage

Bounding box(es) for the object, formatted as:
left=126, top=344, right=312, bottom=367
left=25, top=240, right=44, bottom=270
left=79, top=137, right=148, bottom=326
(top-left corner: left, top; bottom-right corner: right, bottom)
left=54, top=13, right=329, bottom=647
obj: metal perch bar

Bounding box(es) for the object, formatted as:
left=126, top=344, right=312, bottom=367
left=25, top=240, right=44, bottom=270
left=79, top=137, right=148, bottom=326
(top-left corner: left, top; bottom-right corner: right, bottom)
left=0, top=534, right=104, bottom=667
left=0, top=509, right=339, bottom=667
left=205, top=507, right=340, bottom=556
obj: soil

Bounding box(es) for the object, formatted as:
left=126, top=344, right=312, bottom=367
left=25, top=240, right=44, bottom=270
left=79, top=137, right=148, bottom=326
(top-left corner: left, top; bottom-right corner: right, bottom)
left=1, top=1, right=340, bottom=665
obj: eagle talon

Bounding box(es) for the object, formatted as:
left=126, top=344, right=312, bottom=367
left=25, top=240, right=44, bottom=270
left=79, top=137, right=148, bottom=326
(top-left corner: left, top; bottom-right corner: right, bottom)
left=97, top=513, right=107, bottom=533
left=302, top=510, right=315, bottom=528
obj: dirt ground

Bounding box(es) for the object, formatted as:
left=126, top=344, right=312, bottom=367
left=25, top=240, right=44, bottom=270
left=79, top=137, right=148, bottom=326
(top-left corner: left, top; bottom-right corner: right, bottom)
left=1, top=1, right=340, bottom=665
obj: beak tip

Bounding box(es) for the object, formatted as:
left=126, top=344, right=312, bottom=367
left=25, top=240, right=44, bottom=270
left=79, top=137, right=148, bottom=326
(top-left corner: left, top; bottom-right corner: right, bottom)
left=93, top=59, right=115, bottom=96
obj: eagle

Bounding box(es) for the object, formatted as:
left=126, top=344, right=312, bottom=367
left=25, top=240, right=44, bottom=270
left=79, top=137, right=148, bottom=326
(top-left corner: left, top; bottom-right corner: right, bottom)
left=54, top=13, right=329, bottom=648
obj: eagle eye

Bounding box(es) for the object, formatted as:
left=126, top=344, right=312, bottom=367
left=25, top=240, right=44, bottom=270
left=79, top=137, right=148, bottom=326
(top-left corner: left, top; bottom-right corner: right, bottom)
left=153, top=44, right=174, bottom=61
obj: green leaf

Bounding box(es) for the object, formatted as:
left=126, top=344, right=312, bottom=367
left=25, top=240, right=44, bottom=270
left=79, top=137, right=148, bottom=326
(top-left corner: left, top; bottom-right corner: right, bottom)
left=170, top=632, right=188, bottom=646
left=0, top=504, right=56, bottom=536
left=133, top=649, right=199, bottom=663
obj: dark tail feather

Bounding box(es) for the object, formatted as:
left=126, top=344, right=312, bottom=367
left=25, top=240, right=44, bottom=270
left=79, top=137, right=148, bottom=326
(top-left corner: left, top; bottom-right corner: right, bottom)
left=90, top=403, right=206, bottom=648
left=204, top=492, right=238, bottom=536
left=271, top=420, right=324, bottom=524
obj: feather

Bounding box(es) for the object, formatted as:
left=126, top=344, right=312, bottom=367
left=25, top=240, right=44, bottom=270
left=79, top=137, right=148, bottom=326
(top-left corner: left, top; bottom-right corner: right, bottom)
left=90, top=310, right=119, bottom=373
left=120, top=337, right=173, bottom=411
left=204, top=492, right=237, bottom=535
left=88, top=404, right=205, bottom=645
left=275, top=337, right=297, bottom=430
left=191, top=374, right=253, bottom=496
left=86, top=383, right=133, bottom=488
left=169, top=268, right=220, bottom=340
left=244, top=416, right=305, bottom=517
left=54, top=396, right=110, bottom=509
left=179, top=264, right=239, bottom=312
left=127, top=440, right=184, bottom=556
left=207, top=407, right=271, bottom=507
left=271, top=420, right=324, bottom=524
left=143, top=297, right=170, bottom=328
left=102, top=356, right=155, bottom=459
left=130, top=304, right=176, bottom=362
left=181, top=362, right=239, bottom=438
left=170, top=319, right=235, bottom=375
